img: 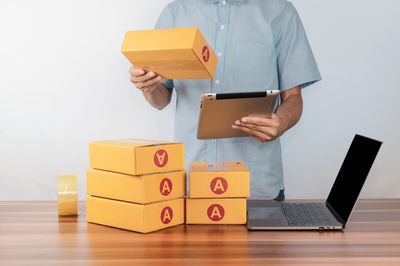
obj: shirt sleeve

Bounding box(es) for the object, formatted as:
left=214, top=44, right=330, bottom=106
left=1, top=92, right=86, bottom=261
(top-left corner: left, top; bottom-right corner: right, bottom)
left=272, top=2, right=321, bottom=92
left=154, top=4, right=175, bottom=89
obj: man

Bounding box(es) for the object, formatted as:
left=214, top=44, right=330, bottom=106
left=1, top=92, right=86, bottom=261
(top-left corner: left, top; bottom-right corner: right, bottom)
left=129, top=0, right=321, bottom=200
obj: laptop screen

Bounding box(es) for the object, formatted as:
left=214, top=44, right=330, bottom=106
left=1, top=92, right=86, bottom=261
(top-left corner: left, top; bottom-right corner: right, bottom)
left=326, top=134, right=382, bottom=224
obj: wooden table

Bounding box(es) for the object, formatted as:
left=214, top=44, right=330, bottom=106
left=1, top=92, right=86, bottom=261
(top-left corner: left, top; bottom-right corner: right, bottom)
left=1, top=199, right=399, bottom=265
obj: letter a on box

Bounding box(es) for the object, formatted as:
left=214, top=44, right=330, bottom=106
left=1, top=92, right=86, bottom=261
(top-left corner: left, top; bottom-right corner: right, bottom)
left=161, top=206, right=173, bottom=224
left=154, top=149, right=168, bottom=167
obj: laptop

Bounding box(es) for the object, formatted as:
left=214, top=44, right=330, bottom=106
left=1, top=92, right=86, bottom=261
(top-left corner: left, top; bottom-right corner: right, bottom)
left=247, top=134, right=382, bottom=230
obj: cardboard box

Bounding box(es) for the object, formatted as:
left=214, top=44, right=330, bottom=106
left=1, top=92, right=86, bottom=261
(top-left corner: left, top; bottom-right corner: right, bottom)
left=86, top=169, right=186, bottom=204
left=186, top=198, right=247, bottom=225
left=89, top=139, right=185, bottom=176
left=121, top=27, right=217, bottom=79
left=189, top=162, right=250, bottom=198
left=86, top=196, right=185, bottom=233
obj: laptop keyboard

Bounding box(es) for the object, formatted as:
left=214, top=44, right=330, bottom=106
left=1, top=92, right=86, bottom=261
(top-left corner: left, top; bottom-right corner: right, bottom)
left=281, top=202, right=337, bottom=226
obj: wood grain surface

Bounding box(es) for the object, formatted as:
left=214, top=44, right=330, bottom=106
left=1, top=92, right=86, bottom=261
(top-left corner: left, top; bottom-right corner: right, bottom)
left=0, top=199, right=399, bottom=265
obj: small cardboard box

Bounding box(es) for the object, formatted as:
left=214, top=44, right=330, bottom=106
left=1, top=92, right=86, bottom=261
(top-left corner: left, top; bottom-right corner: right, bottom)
left=186, top=198, right=247, bottom=225
left=86, top=169, right=186, bottom=204
left=121, top=27, right=217, bottom=79
left=89, top=139, right=185, bottom=176
left=86, top=196, right=185, bottom=233
left=189, top=162, right=250, bottom=198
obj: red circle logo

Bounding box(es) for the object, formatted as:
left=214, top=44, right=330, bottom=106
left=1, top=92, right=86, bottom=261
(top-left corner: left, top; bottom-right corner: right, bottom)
left=154, top=149, right=168, bottom=167
left=207, top=204, right=225, bottom=222
left=160, top=178, right=173, bottom=196
left=202, top=45, right=210, bottom=62
left=161, top=206, right=173, bottom=224
left=210, top=177, right=228, bottom=195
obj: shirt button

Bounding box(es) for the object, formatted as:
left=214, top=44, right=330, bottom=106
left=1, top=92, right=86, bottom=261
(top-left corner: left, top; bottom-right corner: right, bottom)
left=215, top=80, right=220, bottom=85
left=220, top=25, right=225, bottom=30
left=217, top=52, right=222, bottom=57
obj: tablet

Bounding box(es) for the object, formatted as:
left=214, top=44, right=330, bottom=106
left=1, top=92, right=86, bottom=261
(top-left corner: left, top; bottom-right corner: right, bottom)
left=197, top=90, right=280, bottom=139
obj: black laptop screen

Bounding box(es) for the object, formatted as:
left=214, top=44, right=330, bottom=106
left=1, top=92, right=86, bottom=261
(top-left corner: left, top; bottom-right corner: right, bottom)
left=326, top=134, right=382, bottom=224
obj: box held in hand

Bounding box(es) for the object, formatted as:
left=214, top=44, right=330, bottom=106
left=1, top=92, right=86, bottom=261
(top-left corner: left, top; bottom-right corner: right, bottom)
left=121, top=27, right=217, bottom=79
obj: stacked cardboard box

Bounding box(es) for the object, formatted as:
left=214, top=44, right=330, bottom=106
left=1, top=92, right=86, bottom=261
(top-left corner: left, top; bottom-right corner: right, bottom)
left=86, top=139, right=186, bottom=233
left=186, top=162, right=249, bottom=224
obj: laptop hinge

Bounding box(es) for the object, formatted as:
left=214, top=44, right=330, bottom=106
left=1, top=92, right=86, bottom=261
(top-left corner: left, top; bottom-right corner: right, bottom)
left=326, top=202, right=346, bottom=228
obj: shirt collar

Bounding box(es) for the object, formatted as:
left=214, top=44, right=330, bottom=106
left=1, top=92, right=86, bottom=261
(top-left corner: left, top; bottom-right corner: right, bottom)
left=208, top=0, right=247, bottom=5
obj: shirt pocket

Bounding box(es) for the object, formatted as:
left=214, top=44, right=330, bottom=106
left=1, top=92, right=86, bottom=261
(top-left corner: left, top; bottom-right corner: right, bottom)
left=220, top=136, right=253, bottom=145
left=231, top=41, right=275, bottom=88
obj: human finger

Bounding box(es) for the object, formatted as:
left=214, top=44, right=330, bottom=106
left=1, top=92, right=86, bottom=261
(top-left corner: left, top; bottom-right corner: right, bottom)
left=140, top=79, right=163, bottom=93
left=135, top=75, right=162, bottom=89
left=232, top=125, right=272, bottom=142
left=131, top=71, right=159, bottom=83
left=233, top=122, right=278, bottom=138
left=240, top=116, right=278, bottom=127
left=129, top=66, right=145, bottom=77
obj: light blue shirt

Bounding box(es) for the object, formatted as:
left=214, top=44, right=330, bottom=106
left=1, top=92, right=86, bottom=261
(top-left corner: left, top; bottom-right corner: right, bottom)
left=155, top=0, right=321, bottom=199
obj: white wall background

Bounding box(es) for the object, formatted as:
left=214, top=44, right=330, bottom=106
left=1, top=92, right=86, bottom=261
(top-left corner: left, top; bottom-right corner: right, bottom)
left=0, top=0, right=399, bottom=200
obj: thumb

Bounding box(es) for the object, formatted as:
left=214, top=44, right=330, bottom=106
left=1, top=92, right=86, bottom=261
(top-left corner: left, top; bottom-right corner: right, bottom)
left=271, top=113, right=280, bottom=120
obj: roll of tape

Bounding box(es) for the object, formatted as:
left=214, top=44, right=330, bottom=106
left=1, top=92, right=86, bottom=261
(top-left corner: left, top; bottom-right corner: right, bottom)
left=58, top=174, right=78, bottom=216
